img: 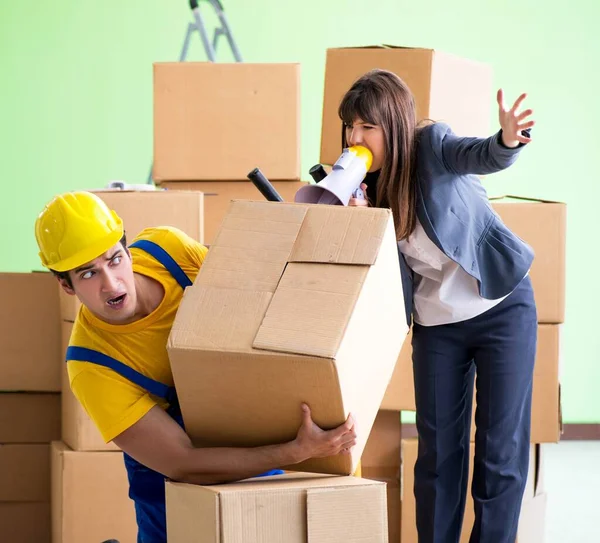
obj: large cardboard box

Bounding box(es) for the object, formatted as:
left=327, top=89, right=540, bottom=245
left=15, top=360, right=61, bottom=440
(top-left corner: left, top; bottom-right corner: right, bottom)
left=0, top=503, right=51, bottom=543
left=381, top=325, right=561, bottom=444
left=58, top=189, right=206, bottom=321
left=158, top=180, right=308, bottom=245
left=401, top=439, right=543, bottom=543
left=491, top=197, right=566, bottom=324
left=362, top=411, right=402, bottom=543
left=168, top=201, right=407, bottom=475
left=0, top=273, right=61, bottom=391
left=154, top=62, right=301, bottom=181
left=0, top=444, right=50, bottom=501
left=0, top=393, right=60, bottom=443
left=320, top=46, right=493, bottom=165
left=51, top=441, right=137, bottom=543
left=60, top=322, right=119, bottom=451
left=166, top=473, right=388, bottom=543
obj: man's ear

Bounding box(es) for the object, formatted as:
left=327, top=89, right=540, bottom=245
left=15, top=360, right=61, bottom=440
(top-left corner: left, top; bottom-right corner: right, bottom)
left=56, top=276, right=75, bottom=296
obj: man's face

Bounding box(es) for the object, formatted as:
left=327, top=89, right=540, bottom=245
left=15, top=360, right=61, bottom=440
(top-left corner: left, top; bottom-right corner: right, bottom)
left=59, top=242, right=137, bottom=325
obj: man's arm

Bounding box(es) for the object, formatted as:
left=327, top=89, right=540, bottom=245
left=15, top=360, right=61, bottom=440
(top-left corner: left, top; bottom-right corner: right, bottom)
left=113, top=403, right=356, bottom=485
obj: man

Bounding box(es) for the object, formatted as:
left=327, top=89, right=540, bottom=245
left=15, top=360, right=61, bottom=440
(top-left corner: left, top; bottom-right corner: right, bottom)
left=35, top=191, right=357, bottom=543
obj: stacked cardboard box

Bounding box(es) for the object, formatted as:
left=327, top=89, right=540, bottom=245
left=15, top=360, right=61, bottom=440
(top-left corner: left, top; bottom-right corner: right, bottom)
left=0, top=273, right=61, bottom=543
left=152, top=62, right=309, bottom=245
left=319, top=46, right=565, bottom=541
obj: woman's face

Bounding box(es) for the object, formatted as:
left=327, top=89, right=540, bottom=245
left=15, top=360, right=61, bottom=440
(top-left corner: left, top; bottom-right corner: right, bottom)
left=345, top=117, right=385, bottom=172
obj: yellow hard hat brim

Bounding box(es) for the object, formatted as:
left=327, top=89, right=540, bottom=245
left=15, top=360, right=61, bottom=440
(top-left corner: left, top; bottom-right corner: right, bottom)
left=41, top=227, right=123, bottom=272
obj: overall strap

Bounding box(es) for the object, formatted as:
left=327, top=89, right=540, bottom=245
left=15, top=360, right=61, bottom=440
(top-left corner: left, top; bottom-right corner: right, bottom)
left=65, top=346, right=177, bottom=405
left=129, top=239, right=192, bottom=289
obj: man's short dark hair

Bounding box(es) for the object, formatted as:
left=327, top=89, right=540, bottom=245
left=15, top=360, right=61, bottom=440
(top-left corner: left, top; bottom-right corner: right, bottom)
left=52, top=233, right=128, bottom=289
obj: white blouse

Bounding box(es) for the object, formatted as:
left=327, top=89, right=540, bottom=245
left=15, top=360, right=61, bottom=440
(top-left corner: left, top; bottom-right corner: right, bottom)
left=398, top=218, right=509, bottom=326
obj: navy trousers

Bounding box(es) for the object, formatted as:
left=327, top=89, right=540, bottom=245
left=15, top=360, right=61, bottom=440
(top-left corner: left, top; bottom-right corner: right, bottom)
left=412, top=275, right=537, bottom=543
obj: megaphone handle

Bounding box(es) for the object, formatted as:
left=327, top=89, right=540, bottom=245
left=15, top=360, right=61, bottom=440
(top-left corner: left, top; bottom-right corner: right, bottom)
left=247, top=168, right=284, bottom=202
left=353, top=187, right=366, bottom=200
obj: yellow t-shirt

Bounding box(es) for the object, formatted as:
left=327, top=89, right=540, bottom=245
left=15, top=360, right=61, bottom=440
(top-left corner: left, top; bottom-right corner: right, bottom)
left=67, top=226, right=208, bottom=443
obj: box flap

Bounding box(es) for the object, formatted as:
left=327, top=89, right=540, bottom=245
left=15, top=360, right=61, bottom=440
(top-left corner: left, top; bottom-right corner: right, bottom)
left=328, top=44, right=431, bottom=52
left=307, top=483, right=388, bottom=543
left=252, top=263, right=368, bottom=358
left=169, top=286, right=273, bottom=353
left=488, top=194, right=565, bottom=205
left=289, top=206, right=390, bottom=265
left=198, top=200, right=307, bottom=293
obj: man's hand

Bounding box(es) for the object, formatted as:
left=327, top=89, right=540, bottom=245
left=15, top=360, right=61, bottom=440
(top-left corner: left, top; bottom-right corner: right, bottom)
left=290, top=403, right=357, bottom=464
left=497, top=89, right=535, bottom=148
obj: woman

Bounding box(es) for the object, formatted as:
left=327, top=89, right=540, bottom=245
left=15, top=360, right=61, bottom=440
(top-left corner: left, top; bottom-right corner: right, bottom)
left=343, top=69, right=537, bottom=543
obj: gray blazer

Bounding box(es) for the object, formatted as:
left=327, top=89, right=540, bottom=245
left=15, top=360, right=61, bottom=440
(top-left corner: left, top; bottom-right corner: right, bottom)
left=398, top=123, right=534, bottom=325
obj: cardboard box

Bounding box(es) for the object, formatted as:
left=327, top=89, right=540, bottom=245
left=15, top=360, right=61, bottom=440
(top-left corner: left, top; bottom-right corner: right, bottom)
left=381, top=323, right=561, bottom=444
left=320, top=46, right=493, bottom=165
left=168, top=201, right=407, bottom=475
left=51, top=441, right=137, bottom=543
left=158, top=180, right=308, bottom=245
left=60, top=322, right=119, bottom=452
left=0, top=444, right=50, bottom=501
left=0, top=393, right=60, bottom=443
left=58, top=189, right=206, bottom=321
left=0, top=503, right=50, bottom=543
left=401, top=439, right=542, bottom=543
left=0, top=273, right=61, bottom=391
left=362, top=411, right=402, bottom=543
left=380, top=329, right=414, bottom=411
left=154, top=62, right=301, bottom=181
left=491, top=197, right=566, bottom=324
left=166, top=472, right=388, bottom=543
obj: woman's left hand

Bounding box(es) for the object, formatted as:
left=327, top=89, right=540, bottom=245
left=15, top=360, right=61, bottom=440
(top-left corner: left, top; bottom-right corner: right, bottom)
left=497, top=89, right=535, bottom=148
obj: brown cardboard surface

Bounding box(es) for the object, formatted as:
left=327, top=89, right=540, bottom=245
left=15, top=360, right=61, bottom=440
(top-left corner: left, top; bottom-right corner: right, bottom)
left=166, top=473, right=387, bottom=543
left=362, top=413, right=402, bottom=543
left=401, top=439, right=540, bottom=543
left=154, top=62, right=301, bottom=181
left=380, top=330, right=413, bottom=411
left=0, top=393, right=60, bottom=443
left=0, top=273, right=61, bottom=391
left=58, top=189, right=205, bottom=321
left=362, top=410, right=402, bottom=471
left=168, top=201, right=407, bottom=475
left=363, top=467, right=401, bottom=543
left=0, top=444, right=50, bottom=501
left=491, top=199, right=566, bottom=324
left=157, top=180, right=308, bottom=245
left=0, top=502, right=51, bottom=543
left=51, top=441, right=136, bottom=543
left=382, top=325, right=561, bottom=444
left=320, top=46, right=492, bottom=165
left=60, top=322, right=119, bottom=451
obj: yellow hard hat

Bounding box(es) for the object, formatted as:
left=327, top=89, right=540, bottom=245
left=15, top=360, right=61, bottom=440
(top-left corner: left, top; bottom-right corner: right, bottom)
left=35, top=191, right=124, bottom=272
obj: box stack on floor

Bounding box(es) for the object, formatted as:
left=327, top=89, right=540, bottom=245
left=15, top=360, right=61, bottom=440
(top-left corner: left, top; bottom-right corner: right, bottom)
left=318, top=45, right=565, bottom=542
left=0, top=273, right=61, bottom=543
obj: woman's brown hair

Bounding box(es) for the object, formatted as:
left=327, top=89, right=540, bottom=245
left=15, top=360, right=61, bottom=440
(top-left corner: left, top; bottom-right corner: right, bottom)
left=338, top=69, right=418, bottom=240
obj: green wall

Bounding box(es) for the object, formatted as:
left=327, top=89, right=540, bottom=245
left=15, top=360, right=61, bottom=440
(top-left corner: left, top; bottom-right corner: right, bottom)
left=1, top=1, right=597, bottom=423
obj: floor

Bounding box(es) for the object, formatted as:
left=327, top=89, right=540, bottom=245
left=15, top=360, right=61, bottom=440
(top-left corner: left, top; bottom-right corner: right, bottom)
left=544, top=440, right=599, bottom=542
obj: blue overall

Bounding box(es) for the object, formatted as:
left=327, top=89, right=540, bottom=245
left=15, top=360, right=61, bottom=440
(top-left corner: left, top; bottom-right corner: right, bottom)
left=66, top=240, right=282, bottom=543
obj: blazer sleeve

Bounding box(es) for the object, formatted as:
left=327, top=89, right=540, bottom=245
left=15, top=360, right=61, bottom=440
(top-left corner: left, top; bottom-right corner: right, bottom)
left=424, top=123, right=527, bottom=176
